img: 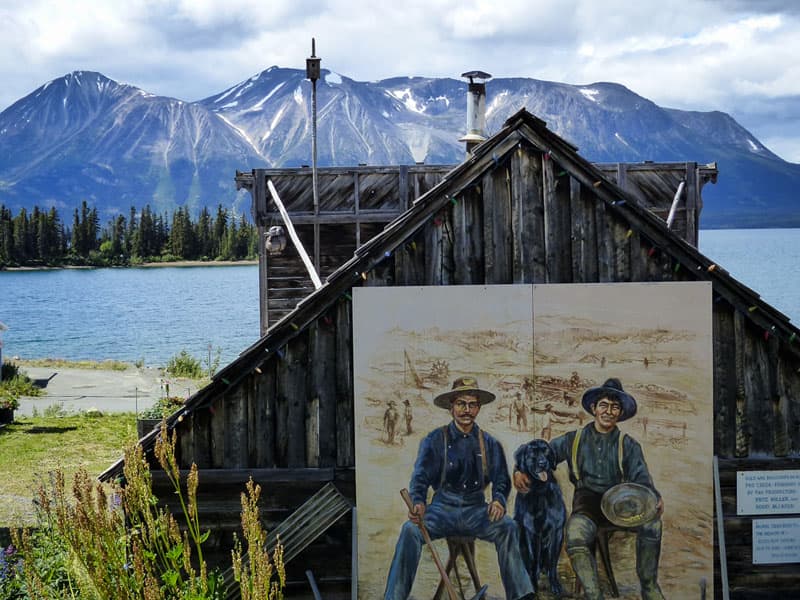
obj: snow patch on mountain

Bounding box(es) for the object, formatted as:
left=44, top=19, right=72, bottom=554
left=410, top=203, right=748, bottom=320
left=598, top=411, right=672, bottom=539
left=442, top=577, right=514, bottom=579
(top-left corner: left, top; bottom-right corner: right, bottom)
left=486, top=90, right=509, bottom=117
left=212, top=86, right=237, bottom=105
left=268, top=105, right=286, bottom=136
left=251, top=82, right=285, bottom=111
left=580, top=88, right=600, bottom=102
left=387, top=89, right=425, bottom=113
left=326, top=71, right=343, bottom=85
left=402, top=128, right=431, bottom=163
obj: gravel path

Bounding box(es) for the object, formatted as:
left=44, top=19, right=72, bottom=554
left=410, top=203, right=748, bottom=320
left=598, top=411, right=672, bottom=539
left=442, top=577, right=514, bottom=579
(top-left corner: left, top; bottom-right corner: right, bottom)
left=15, top=366, right=203, bottom=416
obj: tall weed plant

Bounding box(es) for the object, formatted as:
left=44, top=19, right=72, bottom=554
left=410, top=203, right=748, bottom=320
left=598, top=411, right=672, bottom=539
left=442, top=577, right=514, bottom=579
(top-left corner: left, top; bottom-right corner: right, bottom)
left=5, top=422, right=284, bottom=600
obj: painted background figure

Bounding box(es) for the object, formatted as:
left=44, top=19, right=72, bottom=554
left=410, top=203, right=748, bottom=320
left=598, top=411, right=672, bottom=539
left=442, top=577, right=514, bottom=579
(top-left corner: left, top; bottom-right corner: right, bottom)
left=385, top=400, right=400, bottom=444
left=384, top=377, right=534, bottom=600
left=514, top=378, right=665, bottom=600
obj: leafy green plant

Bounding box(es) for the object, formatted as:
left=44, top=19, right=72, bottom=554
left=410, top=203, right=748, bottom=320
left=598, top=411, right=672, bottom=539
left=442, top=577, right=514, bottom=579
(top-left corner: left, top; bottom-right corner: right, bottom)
left=1, top=362, right=42, bottom=411
left=10, top=422, right=284, bottom=600
left=138, top=396, right=185, bottom=420
left=165, top=350, right=204, bottom=379
left=0, top=541, right=27, bottom=598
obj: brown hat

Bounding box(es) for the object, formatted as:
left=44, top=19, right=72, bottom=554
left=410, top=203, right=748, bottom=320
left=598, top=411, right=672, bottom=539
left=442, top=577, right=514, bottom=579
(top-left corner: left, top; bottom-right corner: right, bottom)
left=433, top=376, right=495, bottom=409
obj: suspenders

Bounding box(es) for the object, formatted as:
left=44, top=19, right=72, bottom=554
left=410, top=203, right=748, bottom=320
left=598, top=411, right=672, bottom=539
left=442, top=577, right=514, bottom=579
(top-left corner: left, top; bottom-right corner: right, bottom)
left=570, top=426, right=626, bottom=482
left=441, top=425, right=489, bottom=489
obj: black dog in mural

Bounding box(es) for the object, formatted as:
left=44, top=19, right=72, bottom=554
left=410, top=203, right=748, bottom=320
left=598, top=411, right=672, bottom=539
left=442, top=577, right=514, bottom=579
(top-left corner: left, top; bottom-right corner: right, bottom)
left=513, top=439, right=567, bottom=596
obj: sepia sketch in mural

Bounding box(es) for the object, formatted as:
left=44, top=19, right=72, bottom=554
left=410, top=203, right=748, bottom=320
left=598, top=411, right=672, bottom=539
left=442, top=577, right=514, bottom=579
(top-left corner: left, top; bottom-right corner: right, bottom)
left=353, top=282, right=713, bottom=600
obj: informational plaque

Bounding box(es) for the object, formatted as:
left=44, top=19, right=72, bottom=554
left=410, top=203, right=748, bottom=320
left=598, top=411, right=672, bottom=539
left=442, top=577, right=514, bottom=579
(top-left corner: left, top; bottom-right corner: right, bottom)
left=737, top=470, right=800, bottom=515
left=752, top=518, right=800, bottom=564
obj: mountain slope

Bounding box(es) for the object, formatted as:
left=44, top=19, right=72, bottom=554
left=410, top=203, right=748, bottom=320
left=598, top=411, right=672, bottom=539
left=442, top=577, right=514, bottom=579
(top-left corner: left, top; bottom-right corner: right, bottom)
left=2, top=68, right=799, bottom=227
left=0, top=71, right=263, bottom=217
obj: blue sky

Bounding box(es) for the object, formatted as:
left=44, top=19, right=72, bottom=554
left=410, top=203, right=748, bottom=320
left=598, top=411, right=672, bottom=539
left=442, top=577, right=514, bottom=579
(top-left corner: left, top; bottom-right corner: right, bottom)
left=1, top=0, right=799, bottom=161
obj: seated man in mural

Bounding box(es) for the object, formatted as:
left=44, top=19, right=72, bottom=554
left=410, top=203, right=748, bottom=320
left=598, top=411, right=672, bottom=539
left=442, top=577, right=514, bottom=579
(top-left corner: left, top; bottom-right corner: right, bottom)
left=384, top=376, right=534, bottom=600
left=513, top=378, right=665, bottom=600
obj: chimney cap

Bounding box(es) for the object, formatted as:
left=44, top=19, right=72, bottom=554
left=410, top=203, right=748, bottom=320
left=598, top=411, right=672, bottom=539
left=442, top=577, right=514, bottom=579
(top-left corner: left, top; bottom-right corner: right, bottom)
left=461, top=70, right=492, bottom=83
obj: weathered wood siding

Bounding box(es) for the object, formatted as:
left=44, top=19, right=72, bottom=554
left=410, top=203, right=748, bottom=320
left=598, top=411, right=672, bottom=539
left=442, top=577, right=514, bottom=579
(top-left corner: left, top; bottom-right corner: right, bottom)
left=240, top=166, right=452, bottom=330
left=154, top=118, right=795, bottom=598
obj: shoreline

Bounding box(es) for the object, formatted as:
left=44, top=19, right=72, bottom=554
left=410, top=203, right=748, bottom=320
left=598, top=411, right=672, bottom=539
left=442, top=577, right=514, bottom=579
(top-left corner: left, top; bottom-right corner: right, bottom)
left=2, top=259, right=258, bottom=272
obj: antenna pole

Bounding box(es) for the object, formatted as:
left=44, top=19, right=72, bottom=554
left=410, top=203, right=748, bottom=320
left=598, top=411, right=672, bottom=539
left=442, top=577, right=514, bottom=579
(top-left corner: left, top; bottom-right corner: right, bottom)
left=307, top=38, right=320, bottom=216
left=306, top=38, right=322, bottom=272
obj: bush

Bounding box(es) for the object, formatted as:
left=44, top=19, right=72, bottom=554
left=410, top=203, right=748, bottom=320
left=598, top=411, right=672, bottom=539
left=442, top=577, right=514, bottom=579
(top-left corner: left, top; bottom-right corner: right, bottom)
left=139, top=395, right=185, bottom=419
left=165, top=350, right=204, bottom=379
left=0, top=363, right=41, bottom=411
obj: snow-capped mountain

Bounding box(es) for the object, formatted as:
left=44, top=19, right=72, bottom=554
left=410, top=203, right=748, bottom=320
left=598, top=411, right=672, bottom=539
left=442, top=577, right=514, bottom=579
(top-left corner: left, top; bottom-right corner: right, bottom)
left=1, top=67, right=798, bottom=227
left=0, top=71, right=262, bottom=217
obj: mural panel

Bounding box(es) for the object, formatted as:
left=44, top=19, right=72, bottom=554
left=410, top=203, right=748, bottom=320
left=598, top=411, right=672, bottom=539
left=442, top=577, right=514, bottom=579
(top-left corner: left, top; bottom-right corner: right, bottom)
left=353, top=282, right=713, bottom=600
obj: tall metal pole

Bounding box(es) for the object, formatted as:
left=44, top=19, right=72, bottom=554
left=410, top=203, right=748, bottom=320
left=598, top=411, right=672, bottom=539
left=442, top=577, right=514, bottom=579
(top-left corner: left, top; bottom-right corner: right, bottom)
left=306, top=39, right=321, bottom=271
left=307, top=39, right=320, bottom=215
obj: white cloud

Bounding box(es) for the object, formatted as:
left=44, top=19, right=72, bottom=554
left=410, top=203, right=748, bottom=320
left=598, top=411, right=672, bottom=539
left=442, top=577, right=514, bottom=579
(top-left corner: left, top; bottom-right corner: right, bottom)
left=1, top=0, right=799, bottom=160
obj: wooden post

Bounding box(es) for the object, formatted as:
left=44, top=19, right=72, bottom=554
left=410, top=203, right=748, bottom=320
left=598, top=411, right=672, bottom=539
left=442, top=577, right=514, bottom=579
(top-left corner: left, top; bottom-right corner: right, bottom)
left=713, top=456, right=730, bottom=600
left=336, top=298, right=355, bottom=467
left=511, top=145, right=542, bottom=283
left=713, top=305, right=737, bottom=457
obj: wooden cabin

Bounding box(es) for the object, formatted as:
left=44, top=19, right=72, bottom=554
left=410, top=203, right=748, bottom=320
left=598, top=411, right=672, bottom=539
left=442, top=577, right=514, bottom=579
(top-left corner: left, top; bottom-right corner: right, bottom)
left=102, top=108, right=800, bottom=599
left=236, top=161, right=717, bottom=333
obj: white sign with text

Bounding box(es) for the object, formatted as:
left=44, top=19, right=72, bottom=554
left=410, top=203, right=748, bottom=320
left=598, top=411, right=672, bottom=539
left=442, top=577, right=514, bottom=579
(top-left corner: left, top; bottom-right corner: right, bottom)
left=752, top=518, right=800, bottom=564
left=737, top=470, right=800, bottom=515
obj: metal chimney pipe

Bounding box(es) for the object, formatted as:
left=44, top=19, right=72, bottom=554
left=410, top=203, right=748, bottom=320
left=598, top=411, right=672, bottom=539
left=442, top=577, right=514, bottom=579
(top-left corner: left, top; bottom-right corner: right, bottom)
left=459, top=70, right=492, bottom=155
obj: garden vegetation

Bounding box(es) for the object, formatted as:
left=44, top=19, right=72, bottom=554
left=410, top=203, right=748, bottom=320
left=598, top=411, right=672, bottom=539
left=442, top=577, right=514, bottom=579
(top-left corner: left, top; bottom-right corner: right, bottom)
left=0, top=423, right=285, bottom=599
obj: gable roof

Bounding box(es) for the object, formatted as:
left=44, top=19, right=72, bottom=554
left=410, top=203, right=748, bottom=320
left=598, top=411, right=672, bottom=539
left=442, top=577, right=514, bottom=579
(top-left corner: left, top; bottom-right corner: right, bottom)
left=100, top=107, right=800, bottom=481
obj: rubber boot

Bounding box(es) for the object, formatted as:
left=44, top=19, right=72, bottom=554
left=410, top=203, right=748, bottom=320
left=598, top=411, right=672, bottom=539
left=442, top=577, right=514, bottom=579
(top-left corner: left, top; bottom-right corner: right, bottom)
left=636, top=535, right=665, bottom=600
left=568, top=547, right=604, bottom=600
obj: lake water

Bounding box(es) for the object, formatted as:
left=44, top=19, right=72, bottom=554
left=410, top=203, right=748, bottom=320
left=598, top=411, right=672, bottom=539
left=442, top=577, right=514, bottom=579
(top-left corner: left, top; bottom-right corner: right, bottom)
left=698, top=228, right=800, bottom=322
left=0, top=265, right=260, bottom=368
left=0, top=229, right=798, bottom=367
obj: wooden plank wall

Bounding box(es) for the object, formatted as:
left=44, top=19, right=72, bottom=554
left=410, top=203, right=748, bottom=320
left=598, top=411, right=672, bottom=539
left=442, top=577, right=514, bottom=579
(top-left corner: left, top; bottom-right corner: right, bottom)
left=174, top=145, right=798, bottom=598
left=258, top=167, right=451, bottom=330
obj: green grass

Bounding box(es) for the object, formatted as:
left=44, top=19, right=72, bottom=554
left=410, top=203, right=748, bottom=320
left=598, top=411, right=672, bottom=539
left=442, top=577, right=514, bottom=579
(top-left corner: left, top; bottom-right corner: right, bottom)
left=18, top=358, right=132, bottom=371
left=0, top=412, right=138, bottom=526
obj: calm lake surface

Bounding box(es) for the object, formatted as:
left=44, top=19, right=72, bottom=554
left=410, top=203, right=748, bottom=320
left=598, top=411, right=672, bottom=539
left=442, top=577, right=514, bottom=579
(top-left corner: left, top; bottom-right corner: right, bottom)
left=0, top=265, right=260, bottom=367
left=699, top=228, right=800, bottom=323
left=1, top=228, right=798, bottom=367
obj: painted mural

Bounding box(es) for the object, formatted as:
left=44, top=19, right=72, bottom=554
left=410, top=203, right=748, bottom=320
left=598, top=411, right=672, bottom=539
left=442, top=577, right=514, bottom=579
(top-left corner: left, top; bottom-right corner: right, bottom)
left=353, top=283, right=713, bottom=600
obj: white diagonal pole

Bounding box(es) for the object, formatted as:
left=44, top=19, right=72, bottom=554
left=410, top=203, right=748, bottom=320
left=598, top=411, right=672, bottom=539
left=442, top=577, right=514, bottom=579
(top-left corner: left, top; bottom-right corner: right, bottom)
left=267, top=179, right=323, bottom=290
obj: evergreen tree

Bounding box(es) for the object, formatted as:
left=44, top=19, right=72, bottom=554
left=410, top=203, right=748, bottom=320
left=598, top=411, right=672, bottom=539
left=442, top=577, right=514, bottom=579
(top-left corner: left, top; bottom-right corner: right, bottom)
left=126, top=206, right=137, bottom=257
left=13, top=208, right=31, bottom=262
left=213, top=205, right=227, bottom=259
left=111, top=214, right=126, bottom=260
left=70, top=207, right=82, bottom=256
left=0, top=205, right=13, bottom=264
left=195, top=206, right=212, bottom=259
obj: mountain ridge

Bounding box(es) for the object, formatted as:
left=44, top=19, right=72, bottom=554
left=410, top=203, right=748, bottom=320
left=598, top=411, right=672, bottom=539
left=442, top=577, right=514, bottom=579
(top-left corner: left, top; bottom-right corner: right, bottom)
left=1, top=67, right=798, bottom=228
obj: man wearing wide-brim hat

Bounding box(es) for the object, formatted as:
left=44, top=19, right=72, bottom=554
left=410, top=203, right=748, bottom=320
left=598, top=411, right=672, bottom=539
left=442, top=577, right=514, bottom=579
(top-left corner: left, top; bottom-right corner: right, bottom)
left=384, top=376, right=535, bottom=600
left=513, top=378, right=664, bottom=600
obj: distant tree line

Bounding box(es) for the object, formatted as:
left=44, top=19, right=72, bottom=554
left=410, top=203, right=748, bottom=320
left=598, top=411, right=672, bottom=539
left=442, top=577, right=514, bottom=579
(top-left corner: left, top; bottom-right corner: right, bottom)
left=0, top=201, right=259, bottom=268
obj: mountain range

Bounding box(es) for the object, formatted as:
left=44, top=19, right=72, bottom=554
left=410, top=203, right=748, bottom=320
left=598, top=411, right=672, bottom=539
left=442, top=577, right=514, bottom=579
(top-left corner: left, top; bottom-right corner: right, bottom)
left=1, top=67, right=799, bottom=228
